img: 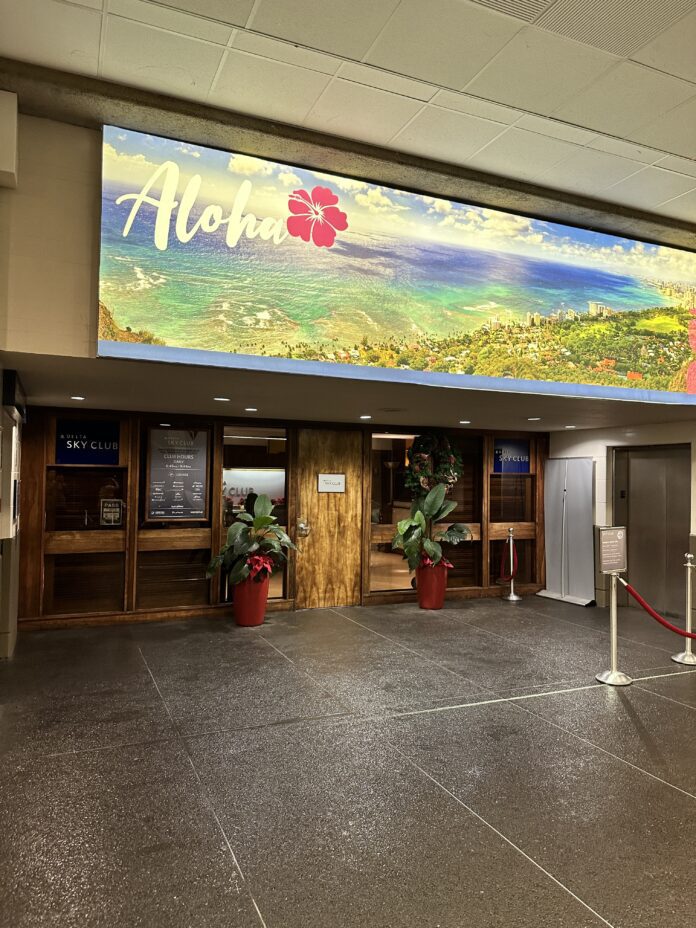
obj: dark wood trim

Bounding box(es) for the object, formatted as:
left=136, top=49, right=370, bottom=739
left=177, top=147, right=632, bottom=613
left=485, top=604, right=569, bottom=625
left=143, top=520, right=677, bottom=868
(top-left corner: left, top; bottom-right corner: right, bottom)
left=44, top=530, right=126, bottom=554
left=286, top=427, right=299, bottom=603
left=137, top=528, right=212, bottom=551
left=209, top=420, right=224, bottom=605
left=125, top=415, right=139, bottom=611
left=489, top=522, right=536, bottom=540
left=18, top=410, right=47, bottom=618
left=361, top=430, right=373, bottom=604
left=481, top=434, right=492, bottom=589
left=363, top=584, right=543, bottom=606
left=535, top=435, right=548, bottom=587
left=18, top=598, right=295, bottom=630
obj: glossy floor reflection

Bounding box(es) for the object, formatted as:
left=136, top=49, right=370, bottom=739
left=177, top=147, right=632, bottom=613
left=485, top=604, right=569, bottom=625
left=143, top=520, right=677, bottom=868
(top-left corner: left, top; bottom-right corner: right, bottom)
left=2, top=597, right=695, bottom=927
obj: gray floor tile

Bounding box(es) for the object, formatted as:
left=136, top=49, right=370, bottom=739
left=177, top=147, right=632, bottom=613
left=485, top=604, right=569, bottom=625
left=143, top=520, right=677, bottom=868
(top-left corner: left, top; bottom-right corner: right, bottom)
left=0, top=740, right=263, bottom=928
left=636, top=670, right=696, bottom=709
left=187, top=722, right=607, bottom=928
left=381, top=700, right=696, bottom=928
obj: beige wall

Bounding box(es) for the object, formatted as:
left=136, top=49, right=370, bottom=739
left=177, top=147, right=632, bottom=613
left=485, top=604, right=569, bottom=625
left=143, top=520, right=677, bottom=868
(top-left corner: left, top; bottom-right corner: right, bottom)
left=0, top=114, right=100, bottom=357
left=550, top=421, right=696, bottom=605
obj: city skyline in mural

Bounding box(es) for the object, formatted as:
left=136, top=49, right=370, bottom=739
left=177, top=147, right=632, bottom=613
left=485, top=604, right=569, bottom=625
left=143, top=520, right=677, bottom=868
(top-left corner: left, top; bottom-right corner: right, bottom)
left=99, top=125, right=696, bottom=397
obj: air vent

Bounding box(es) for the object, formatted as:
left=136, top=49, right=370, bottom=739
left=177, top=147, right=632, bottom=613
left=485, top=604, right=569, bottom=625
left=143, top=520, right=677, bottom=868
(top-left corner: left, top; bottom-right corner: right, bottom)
left=473, top=0, right=554, bottom=22
left=536, top=0, right=694, bottom=56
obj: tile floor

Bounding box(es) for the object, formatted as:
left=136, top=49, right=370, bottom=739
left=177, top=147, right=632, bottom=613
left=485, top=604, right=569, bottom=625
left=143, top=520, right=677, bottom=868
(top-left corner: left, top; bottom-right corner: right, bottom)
left=2, top=595, right=695, bottom=927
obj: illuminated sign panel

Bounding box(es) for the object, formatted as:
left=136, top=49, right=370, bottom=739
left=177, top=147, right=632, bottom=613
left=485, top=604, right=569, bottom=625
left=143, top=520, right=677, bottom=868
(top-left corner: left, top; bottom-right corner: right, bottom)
left=99, top=126, right=696, bottom=401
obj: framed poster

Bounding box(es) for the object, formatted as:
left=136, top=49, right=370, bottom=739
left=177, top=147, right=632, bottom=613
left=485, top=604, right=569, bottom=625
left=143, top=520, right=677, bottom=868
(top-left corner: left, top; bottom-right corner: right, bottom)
left=146, top=428, right=209, bottom=522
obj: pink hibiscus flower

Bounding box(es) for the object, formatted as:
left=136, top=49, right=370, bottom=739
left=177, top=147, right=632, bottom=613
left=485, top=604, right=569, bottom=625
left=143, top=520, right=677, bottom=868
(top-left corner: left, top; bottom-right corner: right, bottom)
left=286, top=186, right=348, bottom=248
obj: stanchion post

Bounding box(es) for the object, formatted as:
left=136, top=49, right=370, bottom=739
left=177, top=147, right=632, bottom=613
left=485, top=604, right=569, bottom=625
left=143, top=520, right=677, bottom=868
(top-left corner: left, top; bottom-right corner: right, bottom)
left=672, top=553, right=696, bottom=665
left=504, top=526, right=521, bottom=602
left=596, top=571, right=632, bottom=686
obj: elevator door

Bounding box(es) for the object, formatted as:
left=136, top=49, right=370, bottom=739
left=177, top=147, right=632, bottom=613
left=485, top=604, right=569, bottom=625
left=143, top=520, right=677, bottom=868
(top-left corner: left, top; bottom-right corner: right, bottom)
left=614, top=446, right=690, bottom=617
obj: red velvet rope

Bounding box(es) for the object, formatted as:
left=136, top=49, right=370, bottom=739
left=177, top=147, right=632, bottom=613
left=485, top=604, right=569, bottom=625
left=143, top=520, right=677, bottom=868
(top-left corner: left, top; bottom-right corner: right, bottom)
left=624, top=582, right=696, bottom=640
left=499, top=538, right=518, bottom=582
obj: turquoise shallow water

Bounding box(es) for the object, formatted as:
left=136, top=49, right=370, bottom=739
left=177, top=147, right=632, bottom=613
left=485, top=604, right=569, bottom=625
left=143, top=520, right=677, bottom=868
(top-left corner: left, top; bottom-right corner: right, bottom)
left=100, top=189, right=675, bottom=354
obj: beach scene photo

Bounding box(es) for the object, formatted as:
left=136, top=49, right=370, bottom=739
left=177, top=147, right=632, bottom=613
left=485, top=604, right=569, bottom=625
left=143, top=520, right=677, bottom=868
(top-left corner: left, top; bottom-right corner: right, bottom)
left=99, top=126, right=696, bottom=394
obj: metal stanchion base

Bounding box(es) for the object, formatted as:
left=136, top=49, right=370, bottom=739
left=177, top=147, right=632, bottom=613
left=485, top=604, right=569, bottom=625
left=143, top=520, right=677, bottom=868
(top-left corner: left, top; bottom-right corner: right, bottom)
left=504, top=593, right=522, bottom=602
left=671, top=651, right=696, bottom=665
left=595, top=669, right=633, bottom=686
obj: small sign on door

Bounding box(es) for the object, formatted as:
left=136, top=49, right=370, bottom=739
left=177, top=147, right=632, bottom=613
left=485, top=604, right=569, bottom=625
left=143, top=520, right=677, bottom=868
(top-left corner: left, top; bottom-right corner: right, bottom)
left=317, top=473, right=345, bottom=493
left=599, top=526, right=627, bottom=573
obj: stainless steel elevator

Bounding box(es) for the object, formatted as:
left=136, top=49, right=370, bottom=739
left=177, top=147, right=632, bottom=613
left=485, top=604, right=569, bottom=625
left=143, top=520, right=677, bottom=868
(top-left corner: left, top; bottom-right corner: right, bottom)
left=613, top=446, right=691, bottom=617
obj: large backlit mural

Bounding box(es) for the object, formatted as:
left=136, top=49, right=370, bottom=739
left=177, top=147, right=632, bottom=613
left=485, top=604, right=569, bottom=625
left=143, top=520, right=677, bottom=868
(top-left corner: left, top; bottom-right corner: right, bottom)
left=99, top=126, right=696, bottom=399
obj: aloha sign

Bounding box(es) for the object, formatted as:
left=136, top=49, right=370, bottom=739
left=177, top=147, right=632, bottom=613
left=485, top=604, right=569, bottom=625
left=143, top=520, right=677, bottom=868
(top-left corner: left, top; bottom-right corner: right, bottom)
left=116, top=162, right=349, bottom=251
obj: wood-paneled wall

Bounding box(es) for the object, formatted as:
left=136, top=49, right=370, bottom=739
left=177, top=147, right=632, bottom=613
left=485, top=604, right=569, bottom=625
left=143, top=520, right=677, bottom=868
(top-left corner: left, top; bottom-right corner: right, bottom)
left=293, top=429, right=363, bottom=609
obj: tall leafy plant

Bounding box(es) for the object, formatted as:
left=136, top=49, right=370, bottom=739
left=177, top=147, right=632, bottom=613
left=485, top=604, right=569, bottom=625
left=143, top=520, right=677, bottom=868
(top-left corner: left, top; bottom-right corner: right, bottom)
left=392, top=483, right=470, bottom=570
left=207, top=494, right=296, bottom=585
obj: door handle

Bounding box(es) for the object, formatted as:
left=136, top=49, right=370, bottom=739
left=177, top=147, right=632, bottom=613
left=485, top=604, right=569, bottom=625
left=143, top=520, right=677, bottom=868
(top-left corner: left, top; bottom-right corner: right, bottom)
left=297, top=520, right=311, bottom=538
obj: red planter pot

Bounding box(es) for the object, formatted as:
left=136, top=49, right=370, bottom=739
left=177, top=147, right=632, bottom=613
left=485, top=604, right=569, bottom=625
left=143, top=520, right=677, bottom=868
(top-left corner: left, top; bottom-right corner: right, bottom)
left=416, top=564, right=448, bottom=610
left=233, top=574, right=270, bottom=626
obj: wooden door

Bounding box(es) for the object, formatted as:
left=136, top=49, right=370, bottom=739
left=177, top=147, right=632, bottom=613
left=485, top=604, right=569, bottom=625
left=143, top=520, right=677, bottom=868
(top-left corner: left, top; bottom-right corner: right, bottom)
left=294, top=429, right=363, bottom=609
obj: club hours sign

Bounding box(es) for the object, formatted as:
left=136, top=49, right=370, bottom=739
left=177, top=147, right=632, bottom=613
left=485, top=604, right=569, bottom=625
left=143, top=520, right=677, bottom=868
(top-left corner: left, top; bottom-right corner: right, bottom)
left=146, top=428, right=209, bottom=521
left=56, top=419, right=120, bottom=465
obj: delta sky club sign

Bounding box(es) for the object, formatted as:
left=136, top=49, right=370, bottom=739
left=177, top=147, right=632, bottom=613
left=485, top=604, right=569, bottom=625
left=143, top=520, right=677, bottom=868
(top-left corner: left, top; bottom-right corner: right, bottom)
left=99, top=126, right=696, bottom=399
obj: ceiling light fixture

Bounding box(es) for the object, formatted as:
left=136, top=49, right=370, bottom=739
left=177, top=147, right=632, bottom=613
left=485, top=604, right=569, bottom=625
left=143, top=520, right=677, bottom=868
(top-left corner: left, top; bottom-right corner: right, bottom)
left=70, top=395, right=85, bottom=401
left=564, top=425, right=577, bottom=429
left=360, top=415, right=372, bottom=420
left=459, top=419, right=471, bottom=425
left=159, top=423, right=171, bottom=427
left=213, top=397, right=230, bottom=402
left=244, top=407, right=258, bottom=412
left=527, top=417, right=541, bottom=421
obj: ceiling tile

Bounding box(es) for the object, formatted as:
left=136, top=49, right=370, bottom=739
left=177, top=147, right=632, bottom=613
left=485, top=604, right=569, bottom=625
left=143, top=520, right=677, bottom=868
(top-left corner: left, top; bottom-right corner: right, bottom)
left=250, top=0, right=400, bottom=59
left=467, top=127, right=579, bottom=181
left=632, top=8, right=696, bottom=83
left=654, top=154, right=696, bottom=180
left=515, top=114, right=596, bottom=144
left=304, top=80, right=423, bottom=147
left=233, top=31, right=341, bottom=75
left=603, top=166, right=696, bottom=210
left=587, top=136, right=663, bottom=163
left=631, top=96, right=696, bottom=159
left=432, top=90, right=521, bottom=124
left=465, top=26, right=616, bottom=115
left=472, top=0, right=554, bottom=21
left=153, top=0, right=254, bottom=27
left=365, top=0, right=523, bottom=90
left=390, top=106, right=509, bottom=166
left=651, top=188, right=696, bottom=222
left=337, top=62, right=436, bottom=102
left=0, top=0, right=101, bottom=74
left=536, top=0, right=694, bottom=57
left=540, top=147, right=644, bottom=192
left=553, top=62, right=695, bottom=137
left=210, top=50, right=331, bottom=125
left=102, top=17, right=224, bottom=99
left=110, top=0, right=234, bottom=44
left=71, top=0, right=103, bottom=9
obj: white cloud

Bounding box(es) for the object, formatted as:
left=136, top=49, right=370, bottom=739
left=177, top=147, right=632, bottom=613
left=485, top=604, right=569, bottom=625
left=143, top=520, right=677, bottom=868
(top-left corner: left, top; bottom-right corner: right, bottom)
left=428, top=198, right=453, bottom=215
left=355, top=186, right=410, bottom=214
left=228, top=154, right=274, bottom=176
left=176, top=144, right=201, bottom=158
left=278, top=171, right=302, bottom=187
left=314, top=171, right=369, bottom=193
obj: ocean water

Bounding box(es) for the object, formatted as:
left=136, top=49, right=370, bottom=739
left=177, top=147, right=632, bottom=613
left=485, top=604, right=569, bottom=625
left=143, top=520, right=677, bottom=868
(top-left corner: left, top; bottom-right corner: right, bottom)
left=99, top=188, right=675, bottom=354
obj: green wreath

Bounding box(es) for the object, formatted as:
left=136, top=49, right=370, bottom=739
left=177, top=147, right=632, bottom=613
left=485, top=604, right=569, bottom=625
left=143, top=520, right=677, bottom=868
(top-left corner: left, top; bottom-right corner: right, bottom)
left=405, top=433, right=463, bottom=497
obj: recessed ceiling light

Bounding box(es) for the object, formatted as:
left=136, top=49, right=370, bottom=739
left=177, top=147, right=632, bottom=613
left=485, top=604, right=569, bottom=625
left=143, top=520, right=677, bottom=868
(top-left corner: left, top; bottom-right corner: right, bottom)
left=244, top=407, right=258, bottom=412
left=527, top=417, right=541, bottom=421
left=70, top=395, right=85, bottom=401
left=459, top=420, right=471, bottom=425
left=159, top=423, right=171, bottom=427
left=564, top=425, right=576, bottom=429
left=213, top=397, right=230, bottom=402
left=360, top=415, right=372, bottom=420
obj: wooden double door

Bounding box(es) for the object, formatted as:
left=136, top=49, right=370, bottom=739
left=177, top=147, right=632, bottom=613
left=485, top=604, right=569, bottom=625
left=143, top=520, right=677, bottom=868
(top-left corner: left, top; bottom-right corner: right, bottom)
left=293, top=429, right=364, bottom=610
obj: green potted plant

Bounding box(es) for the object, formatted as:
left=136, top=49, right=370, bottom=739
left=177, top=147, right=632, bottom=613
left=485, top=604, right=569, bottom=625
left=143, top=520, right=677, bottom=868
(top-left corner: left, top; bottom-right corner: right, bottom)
left=207, top=494, right=296, bottom=626
left=392, top=483, right=471, bottom=610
